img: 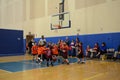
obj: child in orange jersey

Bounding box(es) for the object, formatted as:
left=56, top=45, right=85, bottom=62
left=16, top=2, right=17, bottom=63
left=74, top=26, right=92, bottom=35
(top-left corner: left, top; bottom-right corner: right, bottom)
left=31, top=42, right=38, bottom=61
left=52, top=44, right=61, bottom=63
left=61, top=42, right=69, bottom=65
left=37, top=44, right=46, bottom=64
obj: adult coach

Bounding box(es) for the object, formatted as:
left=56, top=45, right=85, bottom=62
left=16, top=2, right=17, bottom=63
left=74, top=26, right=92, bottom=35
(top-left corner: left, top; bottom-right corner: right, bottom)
left=39, top=35, right=46, bottom=46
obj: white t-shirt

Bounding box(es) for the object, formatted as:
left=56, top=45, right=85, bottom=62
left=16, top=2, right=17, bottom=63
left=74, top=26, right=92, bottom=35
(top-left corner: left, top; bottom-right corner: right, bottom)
left=39, top=39, right=46, bottom=45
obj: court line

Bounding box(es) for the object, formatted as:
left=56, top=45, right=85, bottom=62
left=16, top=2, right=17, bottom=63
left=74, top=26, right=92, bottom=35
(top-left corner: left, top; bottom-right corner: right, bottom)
left=84, top=73, right=104, bottom=80
left=0, top=69, right=12, bottom=73
left=14, top=62, right=77, bottom=73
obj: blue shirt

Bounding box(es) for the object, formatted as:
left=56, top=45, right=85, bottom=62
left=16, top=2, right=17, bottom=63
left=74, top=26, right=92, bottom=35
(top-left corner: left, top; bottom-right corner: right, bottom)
left=100, top=46, right=107, bottom=52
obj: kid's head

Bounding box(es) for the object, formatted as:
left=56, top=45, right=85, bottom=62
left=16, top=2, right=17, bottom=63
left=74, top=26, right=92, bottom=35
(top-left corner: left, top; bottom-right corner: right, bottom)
left=32, top=42, right=37, bottom=46
left=102, top=42, right=106, bottom=46
left=79, top=42, right=83, bottom=46
left=87, top=45, right=90, bottom=48
left=95, top=42, right=98, bottom=46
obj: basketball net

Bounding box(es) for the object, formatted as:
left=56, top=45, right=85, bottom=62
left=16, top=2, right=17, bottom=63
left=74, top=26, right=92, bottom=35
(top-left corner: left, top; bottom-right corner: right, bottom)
left=53, top=24, right=61, bottom=33
left=53, top=24, right=61, bottom=29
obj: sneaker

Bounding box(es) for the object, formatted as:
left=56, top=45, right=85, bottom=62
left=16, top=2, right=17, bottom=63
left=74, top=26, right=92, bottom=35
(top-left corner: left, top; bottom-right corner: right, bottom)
left=81, top=61, right=85, bottom=64
left=47, top=63, right=49, bottom=67
left=67, top=63, right=69, bottom=65
left=36, top=61, right=38, bottom=63
left=51, top=62, right=53, bottom=66
left=58, top=59, right=60, bottom=63
left=77, top=61, right=80, bottom=64
left=62, top=62, right=64, bottom=64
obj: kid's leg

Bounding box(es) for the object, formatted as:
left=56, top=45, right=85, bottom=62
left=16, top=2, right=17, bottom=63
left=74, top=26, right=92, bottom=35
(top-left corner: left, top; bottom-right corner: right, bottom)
left=32, top=55, right=35, bottom=61
left=46, top=58, right=49, bottom=67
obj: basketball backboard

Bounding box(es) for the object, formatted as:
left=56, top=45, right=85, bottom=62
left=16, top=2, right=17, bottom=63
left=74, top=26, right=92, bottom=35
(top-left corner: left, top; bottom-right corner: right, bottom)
left=50, top=12, right=71, bottom=30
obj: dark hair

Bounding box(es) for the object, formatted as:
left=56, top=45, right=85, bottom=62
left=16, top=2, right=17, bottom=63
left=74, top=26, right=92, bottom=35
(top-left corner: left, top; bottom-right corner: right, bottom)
left=118, top=45, right=120, bottom=51
left=80, top=42, right=83, bottom=45
left=102, top=42, right=106, bottom=46
left=76, top=37, right=80, bottom=42
left=41, top=35, right=44, bottom=39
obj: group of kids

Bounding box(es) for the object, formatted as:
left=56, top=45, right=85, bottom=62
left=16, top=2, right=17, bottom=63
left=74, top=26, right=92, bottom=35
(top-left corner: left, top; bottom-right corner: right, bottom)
left=31, top=37, right=85, bottom=67
left=30, top=35, right=114, bottom=67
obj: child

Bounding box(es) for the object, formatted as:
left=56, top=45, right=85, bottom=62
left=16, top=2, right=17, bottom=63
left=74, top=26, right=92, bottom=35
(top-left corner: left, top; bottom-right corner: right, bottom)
left=93, top=43, right=100, bottom=58
left=70, top=40, right=76, bottom=57
left=61, top=42, right=69, bottom=65
left=45, top=46, right=53, bottom=67
left=52, top=44, right=60, bottom=63
left=96, top=42, right=107, bottom=60
left=86, top=45, right=91, bottom=58
left=31, top=42, right=38, bottom=61
left=77, top=42, right=85, bottom=64
left=37, top=44, right=45, bottom=64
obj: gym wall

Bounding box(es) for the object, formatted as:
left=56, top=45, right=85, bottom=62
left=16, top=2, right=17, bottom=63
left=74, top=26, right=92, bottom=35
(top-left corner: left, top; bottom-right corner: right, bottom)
left=0, top=0, right=120, bottom=55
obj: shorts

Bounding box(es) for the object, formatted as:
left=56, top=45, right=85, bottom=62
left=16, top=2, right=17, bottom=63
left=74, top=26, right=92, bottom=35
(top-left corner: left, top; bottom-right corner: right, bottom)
left=32, top=54, right=37, bottom=56
left=38, top=54, right=46, bottom=60
left=62, top=53, right=68, bottom=59
left=77, top=53, right=83, bottom=58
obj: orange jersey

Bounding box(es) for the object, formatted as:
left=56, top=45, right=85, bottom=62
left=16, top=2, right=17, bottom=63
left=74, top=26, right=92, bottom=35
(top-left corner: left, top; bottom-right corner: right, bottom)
left=37, top=46, right=47, bottom=55
left=32, top=45, right=38, bottom=54
left=61, top=45, right=69, bottom=50
left=61, top=45, right=69, bottom=54
left=52, top=45, right=58, bottom=55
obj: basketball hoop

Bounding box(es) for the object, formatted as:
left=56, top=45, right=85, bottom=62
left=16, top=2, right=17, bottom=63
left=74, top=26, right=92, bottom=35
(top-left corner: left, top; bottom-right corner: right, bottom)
left=53, top=24, right=61, bottom=29
left=58, top=25, right=61, bottom=29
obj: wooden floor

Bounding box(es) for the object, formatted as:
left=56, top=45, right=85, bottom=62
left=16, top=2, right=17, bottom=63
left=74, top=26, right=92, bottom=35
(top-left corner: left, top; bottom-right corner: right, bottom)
left=0, top=54, right=120, bottom=80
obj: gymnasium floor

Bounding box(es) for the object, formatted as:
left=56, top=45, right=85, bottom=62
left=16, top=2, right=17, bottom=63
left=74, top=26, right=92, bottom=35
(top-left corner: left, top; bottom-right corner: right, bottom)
left=0, top=54, right=120, bottom=80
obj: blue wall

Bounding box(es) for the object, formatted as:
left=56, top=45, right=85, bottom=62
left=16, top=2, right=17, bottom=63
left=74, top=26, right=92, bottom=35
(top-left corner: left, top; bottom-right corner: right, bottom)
left=18, top=32, right=120, bottom=55
left=0, top=29, right=24, bottom=56
left=32, top=32, right=120, bottom=52
left=4, top=31, right=119, bottom=56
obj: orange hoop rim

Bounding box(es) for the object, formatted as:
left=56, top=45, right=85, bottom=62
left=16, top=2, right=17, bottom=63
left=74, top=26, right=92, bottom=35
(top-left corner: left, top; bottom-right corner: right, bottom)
left=53, top=25, right=61, bottom=29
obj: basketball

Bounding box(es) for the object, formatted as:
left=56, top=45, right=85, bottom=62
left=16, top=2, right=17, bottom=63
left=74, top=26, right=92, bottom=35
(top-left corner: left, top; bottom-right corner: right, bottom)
left=52, top=55, right=57, bottom=62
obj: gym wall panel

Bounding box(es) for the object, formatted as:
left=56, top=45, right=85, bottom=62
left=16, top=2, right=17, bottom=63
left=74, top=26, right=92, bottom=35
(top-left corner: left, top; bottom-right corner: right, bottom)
left=6, top=4, right=14, bottom=25
left=71, top=0, right=120, bottom=35
left=30, top=0, right=45, bottom=19
left=0, top=29, right=24, bottom=56
left=64, top=0, right=69, bottom=12
left=14, top=1, right=24, bottom=23
left=86, top=0, right=120, bottom=34
left=0, top=7, right=1, bottom=26
left=75, top=0, right=106, bottom=9
left=48, top=0, right=69, bottom=15
left=112, top=0, right=119, bottom=1
left=75, top=0, right=86, bottom=9
left=0, top=0, right=25, bottom=30
left=47, top=0, right=59, bottom=15
left=23, top=0, right=26, bottom=21
left=0, top=0, right=1, bottom=6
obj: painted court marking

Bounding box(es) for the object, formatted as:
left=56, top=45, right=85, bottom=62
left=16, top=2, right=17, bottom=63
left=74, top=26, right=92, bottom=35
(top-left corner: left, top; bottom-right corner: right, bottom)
left=0, top=69, right=13, bottom=73
left=84, top=73, right=104, bottom=80
left=0, top=58, right=77, bottom=72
